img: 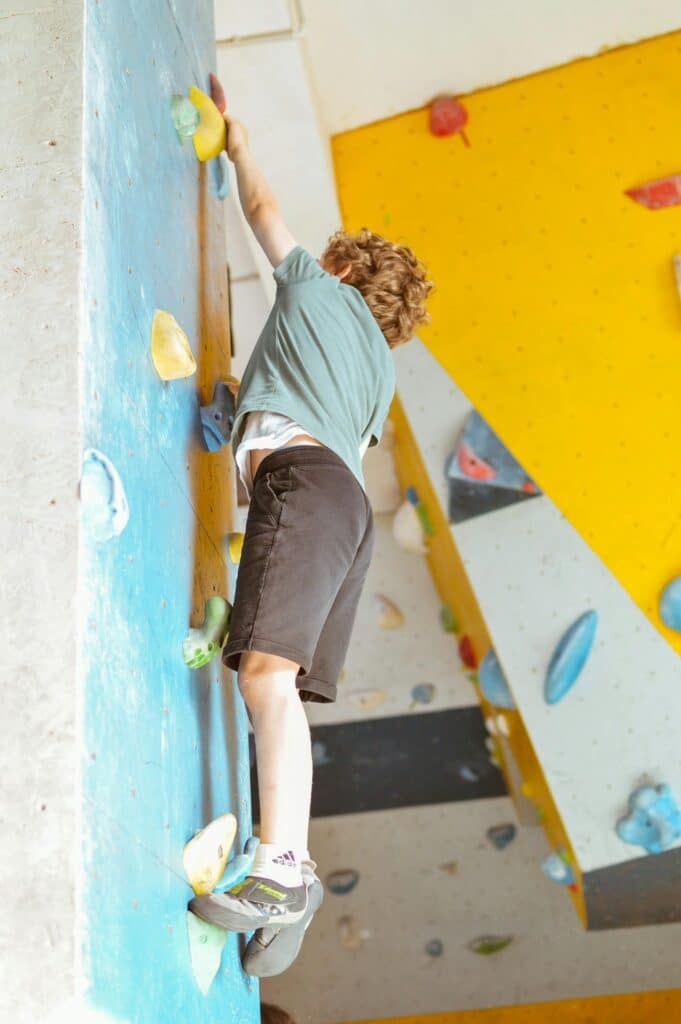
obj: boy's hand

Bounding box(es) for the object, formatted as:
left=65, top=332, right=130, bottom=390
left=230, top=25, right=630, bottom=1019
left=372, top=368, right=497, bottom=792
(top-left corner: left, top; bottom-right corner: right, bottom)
left=209, top=72, right=248, bottom=162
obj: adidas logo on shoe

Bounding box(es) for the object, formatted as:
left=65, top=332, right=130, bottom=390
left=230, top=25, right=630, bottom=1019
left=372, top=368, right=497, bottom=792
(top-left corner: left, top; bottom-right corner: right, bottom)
left=272, top=850, right=297, bottom=867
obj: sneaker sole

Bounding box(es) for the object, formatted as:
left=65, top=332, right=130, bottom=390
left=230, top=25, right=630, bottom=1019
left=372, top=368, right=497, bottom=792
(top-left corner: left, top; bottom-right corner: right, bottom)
left=188, top=890, right=308, bottom=933
left=242, top=878, right=324, bottom=977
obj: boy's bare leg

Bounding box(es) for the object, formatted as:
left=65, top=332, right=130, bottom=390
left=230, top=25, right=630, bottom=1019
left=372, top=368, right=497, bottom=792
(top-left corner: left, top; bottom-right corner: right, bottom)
left=238, top=650, right=312, bottom=854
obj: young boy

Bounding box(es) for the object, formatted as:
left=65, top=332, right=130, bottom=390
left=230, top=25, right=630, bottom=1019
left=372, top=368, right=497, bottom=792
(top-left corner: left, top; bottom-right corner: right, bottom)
left=189, top=96, right=431, bottom=971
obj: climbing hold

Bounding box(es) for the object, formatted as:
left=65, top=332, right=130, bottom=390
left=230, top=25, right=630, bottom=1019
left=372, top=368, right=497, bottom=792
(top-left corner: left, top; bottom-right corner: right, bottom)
left=439, top=860, right=458, bottom=876
left=405, top=485, right=434, bottom=537
left=541, top=850, right=576, bottom=885
left=150, top=309, right=196, bottom=380
left=458, top=634, right=478, bottom=669
left=187, top=84, right=227, bottom=161
left=170, top=94, right=200, bottom=140
left=393, top=499, right=427, bottom=553
left=468, top=934, right=513, bottom=955
left=337, top=915, right=371, bottom=951
left=223, top=532, right=244, bottom=565
left=347, top=689, right=387, bottom=711
left=478, top=648, right=515, bottom=709
left=373, top=593, right=404, bottom=629
left=327, top=869, right=360, bottom=895
left=182, top=813, right=237, bottom=895
left=615, top=783, right=681, bottom=854
left=486, top=824, right=516, bottom=850
left=200, top=380, right=236, bottom=451
left=425, top=938, right=444, bottom=957
left=216, top=151, right=231, bottom=199
left=459, top=764, right=480, bottom=783
left=429, top=95, right=470, bottom=146
left=186, top=911, right=227, bottom=995
left=486, top=738, right=502, bottom=767
left=80, top=448, right=130, bottom=541
left=182, top=596, right=231, bottom=668
left=496, top=714, right=510, bottom=737
left=311, top=740, right=332, bottom=767
left=659, top=576, right=681, bottom=631
left=544, top=610, right=598, bottom=705
left=673, top=254, right=681, bottom=305
left=410, top=682, right=436, bottom=708
left=214, top=836, right=260, bottom=894
left=625, top=172, right=681, bottom=210
left=440, top=604, right=459, bottom=634
left=445, top=410, right=540, bottom=524
left=457, top=441, right=496, bottom=481
left=484, top=717, right=498, bottom=736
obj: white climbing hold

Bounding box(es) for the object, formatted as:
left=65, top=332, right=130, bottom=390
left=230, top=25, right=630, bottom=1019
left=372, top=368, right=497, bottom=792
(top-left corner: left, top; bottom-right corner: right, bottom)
left=392, top=499, right=427, bottom=554
left=80, top=448, right=130, bottom=541
left=337, top=914, right=371, bottom=951
left=347, top=689, right=387, bottom=711
left=373, top=593, right=404, bottom=629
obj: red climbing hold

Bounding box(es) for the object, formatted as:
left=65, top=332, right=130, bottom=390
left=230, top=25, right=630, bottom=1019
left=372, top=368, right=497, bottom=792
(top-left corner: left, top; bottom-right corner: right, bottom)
left=521, top=480, right=538, bottom=494
left=459, top=634, right=478, bottom=669
left=625, top=173, right=681, bottom=210
left=429, top=95, right=470, bottom=146
left=457, top=441, right=496, bottom=481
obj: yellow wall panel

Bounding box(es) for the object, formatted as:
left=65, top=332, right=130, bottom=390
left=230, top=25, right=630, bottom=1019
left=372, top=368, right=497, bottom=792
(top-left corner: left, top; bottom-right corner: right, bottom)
left=332, top=32, right=681, bottom=654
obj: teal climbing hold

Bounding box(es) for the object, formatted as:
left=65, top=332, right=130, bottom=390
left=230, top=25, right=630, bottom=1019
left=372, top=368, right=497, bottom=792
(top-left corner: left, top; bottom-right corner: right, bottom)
left=659, top=576, right=681, bottom=631
left=544, top=610, right=598, bottom=705
left=486, top=824, right=516, bottom=850
left=615, top=783, right=681, bottom=854
left=478, top=648, right=515, bottom=709
left=410, top=682, right=436, bottom=708
left=327, top=869, right=360, bottom=895
left=214, top=836, right=260, bottom=893
left=170, top=94, right=200, bottom=140
left=186, top=911, right=227, bottom=994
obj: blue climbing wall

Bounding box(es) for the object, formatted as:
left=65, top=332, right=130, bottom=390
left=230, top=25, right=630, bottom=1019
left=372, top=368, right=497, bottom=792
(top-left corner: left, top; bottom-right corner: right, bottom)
left=80, top=1, right=257, bottom=1020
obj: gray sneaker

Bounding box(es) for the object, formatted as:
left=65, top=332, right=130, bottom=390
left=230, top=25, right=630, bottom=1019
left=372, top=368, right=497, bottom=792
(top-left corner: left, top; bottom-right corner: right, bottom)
left=189, top=872, right=309, bottom=933
left=242, top=861, right=324, bottom=977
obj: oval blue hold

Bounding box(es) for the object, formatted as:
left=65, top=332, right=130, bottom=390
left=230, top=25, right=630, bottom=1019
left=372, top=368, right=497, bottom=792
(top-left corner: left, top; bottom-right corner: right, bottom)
left=486, top=823, right=516, bottom=850
left=478, top=648, right=515, bottom=709
left=425, top=938, right=444, bottom=958
left=660, top=577, right=681, bottom=631
left=327, top=869, right=360, bottom=895
left=544, top=610, right=598, bottom=705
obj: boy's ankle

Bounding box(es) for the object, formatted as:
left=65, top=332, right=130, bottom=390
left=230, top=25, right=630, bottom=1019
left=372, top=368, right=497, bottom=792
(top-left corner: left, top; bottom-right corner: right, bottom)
left=250, top=842, right=306, bottom=888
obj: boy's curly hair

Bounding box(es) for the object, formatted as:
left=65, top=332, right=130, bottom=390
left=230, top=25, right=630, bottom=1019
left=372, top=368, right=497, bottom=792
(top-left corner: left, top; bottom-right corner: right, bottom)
left=260, top=1004, right=295, bottom=1024
left=322, top=227, right=433, bottom=348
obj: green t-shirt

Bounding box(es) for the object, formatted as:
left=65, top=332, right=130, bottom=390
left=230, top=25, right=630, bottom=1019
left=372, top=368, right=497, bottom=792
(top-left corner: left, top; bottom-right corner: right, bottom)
left=231, top=245, right=396, bottom=490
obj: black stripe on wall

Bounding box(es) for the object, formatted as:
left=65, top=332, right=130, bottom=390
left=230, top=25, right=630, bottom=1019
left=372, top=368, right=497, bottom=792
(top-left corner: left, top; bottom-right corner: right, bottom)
left=583, top=845, right=681, bottom=929
left=249, top=706, right=507, bottom=820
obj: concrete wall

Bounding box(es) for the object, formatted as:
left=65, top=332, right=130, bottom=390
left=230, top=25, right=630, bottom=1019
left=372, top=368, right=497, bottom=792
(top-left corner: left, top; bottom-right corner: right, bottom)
left=0, top=3, right=83, bottom=1021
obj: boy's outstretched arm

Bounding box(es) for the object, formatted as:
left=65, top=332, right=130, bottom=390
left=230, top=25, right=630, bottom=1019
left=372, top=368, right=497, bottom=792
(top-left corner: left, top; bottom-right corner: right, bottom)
left=212, top=76, right=296, bottom=269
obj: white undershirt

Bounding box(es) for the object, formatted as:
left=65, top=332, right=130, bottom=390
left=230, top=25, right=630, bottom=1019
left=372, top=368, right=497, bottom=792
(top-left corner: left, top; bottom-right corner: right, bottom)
left=236, top=411, right=371, bottom=498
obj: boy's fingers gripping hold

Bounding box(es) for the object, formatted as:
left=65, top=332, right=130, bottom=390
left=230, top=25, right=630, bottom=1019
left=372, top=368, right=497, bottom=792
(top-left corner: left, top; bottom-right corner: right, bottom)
left=209, top=72, right=226, bottom=113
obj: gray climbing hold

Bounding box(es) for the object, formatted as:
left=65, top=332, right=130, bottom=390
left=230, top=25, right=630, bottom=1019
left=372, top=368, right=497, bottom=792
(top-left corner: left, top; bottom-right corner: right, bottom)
left=327, top=869, right=360, bottom=895
left=425, top=938, right=444, bottom=957
left=200, top=382, right=236, bottom=452
left=459, top=765, right=480, bottom=783
left=486, top=824, right=516, bottom=850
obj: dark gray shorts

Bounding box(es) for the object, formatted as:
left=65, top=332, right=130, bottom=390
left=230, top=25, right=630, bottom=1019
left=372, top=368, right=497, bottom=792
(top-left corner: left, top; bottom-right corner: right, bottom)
left=222, top=445, right=374, bottom=703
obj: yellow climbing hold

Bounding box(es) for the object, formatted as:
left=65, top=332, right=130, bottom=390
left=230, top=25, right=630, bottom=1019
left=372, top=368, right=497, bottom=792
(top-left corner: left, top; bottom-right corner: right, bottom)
left=227, top=532, right=245, bottom=564
left=188, top=85, right=226, bottom=162
left=182, top=812, right=237, bottom=895
left=150, top=309, right=196, bottom=380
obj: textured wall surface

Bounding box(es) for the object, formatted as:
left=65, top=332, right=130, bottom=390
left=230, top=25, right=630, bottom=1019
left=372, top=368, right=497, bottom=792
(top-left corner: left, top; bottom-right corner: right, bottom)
left=80, top=1, right=256, bottom=1020
left=0, top=2, right=83, bottom=1021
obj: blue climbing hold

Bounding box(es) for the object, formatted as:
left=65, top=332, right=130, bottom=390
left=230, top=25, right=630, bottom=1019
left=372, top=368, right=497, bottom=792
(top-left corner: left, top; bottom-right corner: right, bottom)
left=200, top=381, right=236, bottom=451
left=410, top=683, right=436, bottom=707
left=659, top=576, right=681, bottom=631
left=80, top=448, right=130, bottom=541
left=544, top=610, right=598, bottom=705
left=616, top=783, right=681, bottom=854
left=478, top=648, right=515, bottom=709
left=486, top=824, right=516, bottom=850
left=541, top=851, right=575, bottom=885
left=311, top=740, right=332, bottom=767
left=327, top=869, right=360, bottom=895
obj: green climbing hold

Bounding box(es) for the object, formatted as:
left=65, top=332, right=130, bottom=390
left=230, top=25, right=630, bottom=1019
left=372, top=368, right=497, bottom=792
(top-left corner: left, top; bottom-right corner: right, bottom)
left=182, top=596, right=232, bottom=669
left=186, top=911, right=227, bottom=994
left=468, top=934, right=513, bottom=955
left=440, top=604, right=459, bottom=634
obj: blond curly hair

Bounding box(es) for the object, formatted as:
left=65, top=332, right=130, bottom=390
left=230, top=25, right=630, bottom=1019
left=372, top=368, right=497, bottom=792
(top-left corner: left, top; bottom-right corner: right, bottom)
left=321, top=228, right=433, bottom=348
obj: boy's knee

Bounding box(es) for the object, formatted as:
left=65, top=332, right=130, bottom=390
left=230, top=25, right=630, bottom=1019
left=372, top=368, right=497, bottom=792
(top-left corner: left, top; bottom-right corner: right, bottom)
left=237, top=650, right=300, bottom=710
